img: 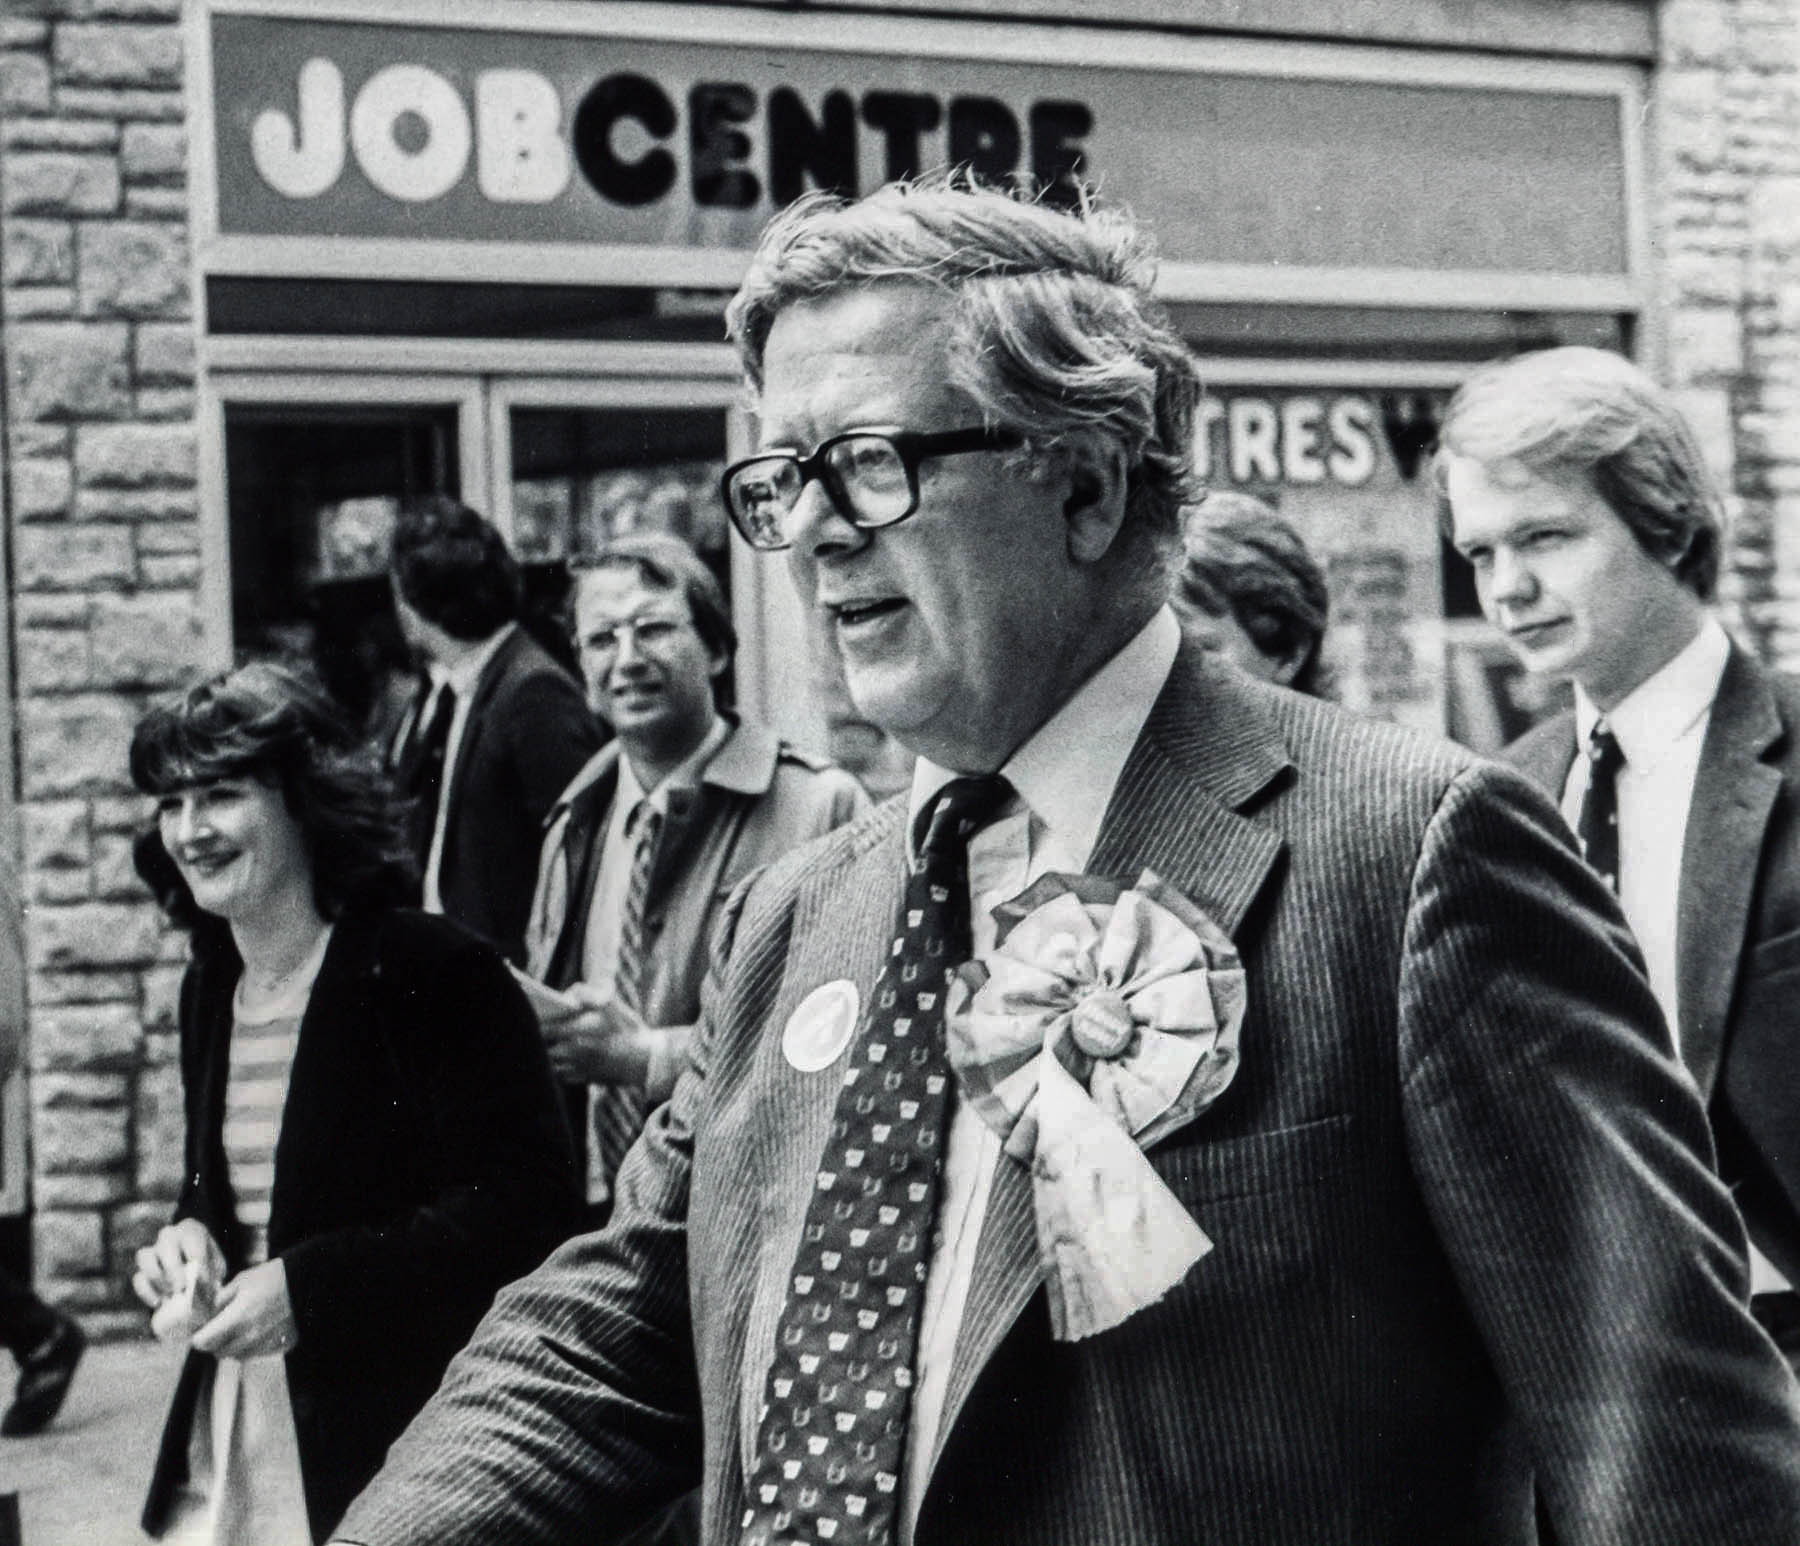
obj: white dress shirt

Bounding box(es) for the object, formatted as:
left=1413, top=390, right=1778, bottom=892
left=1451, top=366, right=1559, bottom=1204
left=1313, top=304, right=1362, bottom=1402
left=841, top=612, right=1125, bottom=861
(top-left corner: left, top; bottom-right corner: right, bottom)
left=897, top=606, right=1181, bottom=1539
left=1560, top=617, right=1730, bottom=1050
left=421, top=623, right=517, bottom=914
left=1557, top=618, right=1789, bottom=1291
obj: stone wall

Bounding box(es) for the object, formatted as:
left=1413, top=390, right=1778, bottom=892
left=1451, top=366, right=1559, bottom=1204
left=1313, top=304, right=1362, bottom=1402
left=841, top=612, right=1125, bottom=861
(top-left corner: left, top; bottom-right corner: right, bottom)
left=1657, top=0, right=1800, bottom=666
left=2, top=0, right=202, bottom=1337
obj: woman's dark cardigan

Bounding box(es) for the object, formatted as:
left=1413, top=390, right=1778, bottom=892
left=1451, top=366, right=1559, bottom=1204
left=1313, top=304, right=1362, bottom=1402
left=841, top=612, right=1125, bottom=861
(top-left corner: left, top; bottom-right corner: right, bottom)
left=141, top=907, right=581, bottom=1541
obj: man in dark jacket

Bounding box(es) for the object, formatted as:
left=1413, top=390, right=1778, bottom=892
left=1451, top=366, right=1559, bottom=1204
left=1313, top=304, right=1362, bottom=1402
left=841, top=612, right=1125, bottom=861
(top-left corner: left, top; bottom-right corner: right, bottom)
left=1441, top=344, right=1800, bottom=1364
left=523, top=532, right=866, bottom=1217
left=388, top=497, right=605, bottom=966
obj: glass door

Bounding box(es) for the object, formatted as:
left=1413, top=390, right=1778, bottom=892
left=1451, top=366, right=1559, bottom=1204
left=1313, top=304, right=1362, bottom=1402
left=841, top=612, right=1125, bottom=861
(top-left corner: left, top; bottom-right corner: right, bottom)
left=489, top=378, right=834, bottom=764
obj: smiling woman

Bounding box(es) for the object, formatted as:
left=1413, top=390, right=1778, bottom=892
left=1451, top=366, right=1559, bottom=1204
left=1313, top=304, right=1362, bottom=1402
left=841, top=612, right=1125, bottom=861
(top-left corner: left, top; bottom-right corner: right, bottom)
left=125, top=661, right=578, bottom=1546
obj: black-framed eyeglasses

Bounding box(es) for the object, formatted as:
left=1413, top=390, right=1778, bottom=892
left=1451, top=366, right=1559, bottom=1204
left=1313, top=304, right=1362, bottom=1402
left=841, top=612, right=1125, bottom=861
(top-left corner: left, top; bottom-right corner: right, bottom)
left=719, top=425, right=1024, bottom=552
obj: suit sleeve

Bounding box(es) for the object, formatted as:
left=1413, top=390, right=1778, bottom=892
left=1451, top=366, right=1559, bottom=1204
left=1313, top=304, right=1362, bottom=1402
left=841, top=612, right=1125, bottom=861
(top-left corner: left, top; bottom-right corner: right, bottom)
left=508, top=670, right=606, bottom=831
left=1398, top=761, right=1800, bottom=1540
left=279, top=928, right=582, bottom=1374
left=329, top=890, right=756, bottom=1546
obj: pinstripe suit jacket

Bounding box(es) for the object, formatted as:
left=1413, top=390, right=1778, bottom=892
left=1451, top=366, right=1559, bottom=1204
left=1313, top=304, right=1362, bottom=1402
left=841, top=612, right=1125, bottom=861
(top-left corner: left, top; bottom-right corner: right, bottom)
left=337, top=642, right=1800, bottom=1546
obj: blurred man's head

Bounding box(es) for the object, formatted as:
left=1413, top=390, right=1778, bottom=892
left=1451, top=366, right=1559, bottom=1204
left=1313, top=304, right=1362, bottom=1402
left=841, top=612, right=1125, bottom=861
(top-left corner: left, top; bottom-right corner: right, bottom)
left=722, top=176, right=1201, bottom=773
left=1175, top=491, right=1332, bottom=696
left=573, top=534, right=732, bottom=777
left=1438, top=347, right=1720, bottom=710
left=389, top=496, right=523, bottom=662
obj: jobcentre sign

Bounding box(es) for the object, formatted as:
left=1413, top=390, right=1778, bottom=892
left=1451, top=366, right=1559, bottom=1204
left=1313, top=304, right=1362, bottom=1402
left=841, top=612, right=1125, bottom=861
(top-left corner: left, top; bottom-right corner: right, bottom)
left=197, top=0, right=1645, bottom=305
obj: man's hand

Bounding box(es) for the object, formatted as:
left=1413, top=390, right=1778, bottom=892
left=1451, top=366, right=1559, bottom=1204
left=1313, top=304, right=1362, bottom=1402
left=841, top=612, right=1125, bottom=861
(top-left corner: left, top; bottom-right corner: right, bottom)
left=542, top=987, right=653, bottom=1087
left=192, top=1258, right=298, bottom=1361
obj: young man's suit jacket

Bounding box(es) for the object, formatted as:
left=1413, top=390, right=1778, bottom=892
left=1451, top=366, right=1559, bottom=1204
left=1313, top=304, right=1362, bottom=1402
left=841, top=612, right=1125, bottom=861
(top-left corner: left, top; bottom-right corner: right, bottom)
left=337, top=641, right=1800, bottom=1546
left=429, top=626, right=605, bottom=967
left=1506, top=641, right=1800, bottom=1282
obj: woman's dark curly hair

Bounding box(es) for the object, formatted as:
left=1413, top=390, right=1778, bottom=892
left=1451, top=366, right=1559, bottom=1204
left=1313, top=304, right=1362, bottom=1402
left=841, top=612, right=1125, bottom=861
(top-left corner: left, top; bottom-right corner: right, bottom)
left=129, top=658, right=417, bottom=927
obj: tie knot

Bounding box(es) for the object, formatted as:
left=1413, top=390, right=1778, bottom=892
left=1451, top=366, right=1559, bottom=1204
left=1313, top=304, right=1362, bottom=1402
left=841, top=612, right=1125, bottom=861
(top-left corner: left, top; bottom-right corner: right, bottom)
left=1588, top=723, right=1624, bottom=774
left=915, top=775, right=1014, bottom=862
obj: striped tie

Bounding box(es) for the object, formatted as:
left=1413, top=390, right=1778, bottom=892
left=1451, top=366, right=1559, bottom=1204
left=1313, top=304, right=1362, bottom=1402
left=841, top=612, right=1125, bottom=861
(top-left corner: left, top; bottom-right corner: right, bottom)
left=589, top=803, right=659, bottom=1204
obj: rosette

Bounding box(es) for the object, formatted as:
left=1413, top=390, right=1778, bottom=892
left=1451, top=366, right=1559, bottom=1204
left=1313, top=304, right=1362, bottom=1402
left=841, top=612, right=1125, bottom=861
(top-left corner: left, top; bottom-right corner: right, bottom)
left=946, top=869, right=1245, bottom=1340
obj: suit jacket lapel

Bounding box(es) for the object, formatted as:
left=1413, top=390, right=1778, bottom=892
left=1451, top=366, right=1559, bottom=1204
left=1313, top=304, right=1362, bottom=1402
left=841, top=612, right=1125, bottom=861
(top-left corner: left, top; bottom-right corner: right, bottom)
left=1679, top=646, right=1784, bottom=1098
left=1503, top=710, right=1579, bottom=804
left=931, top=646, right=1291, bottom=1475
left=438, top=628, right=521, bottom=849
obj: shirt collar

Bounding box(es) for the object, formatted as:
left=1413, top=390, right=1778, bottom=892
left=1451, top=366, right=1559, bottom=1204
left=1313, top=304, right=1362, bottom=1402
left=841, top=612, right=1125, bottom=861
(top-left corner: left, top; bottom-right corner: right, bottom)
left=907, top=606, right=1181, bottom=864
left=436, top=621, right=516, bottom=698
left=620, top=714, right=730, bottom=821
left=1574, top=616, right=1730, bottom=770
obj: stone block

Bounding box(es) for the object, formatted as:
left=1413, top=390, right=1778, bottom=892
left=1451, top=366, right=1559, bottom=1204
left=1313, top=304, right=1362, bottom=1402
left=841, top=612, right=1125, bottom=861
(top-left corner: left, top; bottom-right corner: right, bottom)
left=17, top=628, right=91, bottom=693
left=36, top=1070, right=130, bottom=1107
left=36, top=1104, right=130, bottom=1174
left=112, top=1199, right=173, bottom=1262
left=90, top=591, right=205, bottom=687
left=55, top=24, right=182, bottom=88
left=75, top=422, right=195, bottom=487
left=19, top=594, right=88, bottom=628
left=140, top=552, right=199, bottom=586
left=33, top=1170, right=132, bottom=1208
left=123, top=185, right=185, bottom=218
left=92, top=795, right=151, bottom=832
left=74, top=487, right=197, bottom=522
left=37, top=1277, right=125, bottom=1314
left=28, top=970, right=139, bottom=1006
left=77, top=219, right=187, bottom=316
left=20, top=694, right=140, bottom=795
left=3, top=218, right=73, bottom=283
left=10, top=456, right=74, bottom=519
left=16, top=524, right=133, bottom=588
left=66, top=1309, right=147, bottom=1342
left=136, top=385, right=195, bottom=420
left=120, top=121, right=183, bottom=179
left=55, top=87, right=182, bottom=121
left=33, top=1209, right=107, bottom=1275
left=141, top=969, right=182, bottom=1031
left=2, top=118, right=118, bottom=152
left=135, top=1063, right=185, bottom=1195
left=0, top=49, right=51, bottom=113
left=27, top=999, right=144, bottom=1066
left=2, top=20, right=51, bottom=46
left=1751, top=178, right=1800, bottom=253
left=134, top=520, right=197, bottom=554
left=1668, top=307, right=1745, bottom=381
left=7, top=321, right=129, bottom=419
left=11, top=422, right=70, bottom=458
left=93, top=829, right=144, bottom=898
left=5, top=285, right=74, bottom=318
left=23, top=799, right=89, bottom=874
left=134, top=321, right=193, bottom=383
left=93, top=0, right=185, bottom=16
left=2, top=151, right=119, bottom=215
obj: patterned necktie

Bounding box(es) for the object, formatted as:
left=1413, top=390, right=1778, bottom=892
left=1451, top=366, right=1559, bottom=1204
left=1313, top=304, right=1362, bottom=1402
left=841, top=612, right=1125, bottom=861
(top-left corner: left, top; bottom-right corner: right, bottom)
left=741, top=774, right=1014, bottom=1546
left=590, top=803, right=660, bottom=1202
left=397, top=682, right=455, bottom=868
left=1576, top=721, right=1625, bottom=893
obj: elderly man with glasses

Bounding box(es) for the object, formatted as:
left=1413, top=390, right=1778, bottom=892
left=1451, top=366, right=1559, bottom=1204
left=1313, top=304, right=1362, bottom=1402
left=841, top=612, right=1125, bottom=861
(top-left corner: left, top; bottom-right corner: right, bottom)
left=335, top=179, right=1800, bottom=1546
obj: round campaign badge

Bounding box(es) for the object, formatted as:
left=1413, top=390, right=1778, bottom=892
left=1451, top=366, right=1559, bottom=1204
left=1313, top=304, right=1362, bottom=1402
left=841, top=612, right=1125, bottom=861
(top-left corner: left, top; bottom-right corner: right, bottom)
left=783, top=980, right=860, bottom=1072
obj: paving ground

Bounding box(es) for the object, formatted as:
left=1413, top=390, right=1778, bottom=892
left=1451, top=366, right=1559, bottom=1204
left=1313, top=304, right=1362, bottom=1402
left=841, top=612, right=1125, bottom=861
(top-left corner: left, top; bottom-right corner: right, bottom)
left=3, top=1335, right=182, bottom=1546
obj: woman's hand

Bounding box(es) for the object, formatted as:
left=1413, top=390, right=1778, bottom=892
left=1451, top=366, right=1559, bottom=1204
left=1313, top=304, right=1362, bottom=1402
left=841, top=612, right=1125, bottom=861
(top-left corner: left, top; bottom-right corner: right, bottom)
left=132, top=1218, right=224, bottom=1311
left=192, top=1258, right=298, bottom=1361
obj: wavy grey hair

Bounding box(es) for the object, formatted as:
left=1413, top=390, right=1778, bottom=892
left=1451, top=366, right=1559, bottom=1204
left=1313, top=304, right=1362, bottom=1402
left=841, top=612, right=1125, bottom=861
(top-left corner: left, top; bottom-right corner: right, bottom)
left=1435, top=346, right=1724, bottom=600
left=725, top=176, right=1202, bottom=570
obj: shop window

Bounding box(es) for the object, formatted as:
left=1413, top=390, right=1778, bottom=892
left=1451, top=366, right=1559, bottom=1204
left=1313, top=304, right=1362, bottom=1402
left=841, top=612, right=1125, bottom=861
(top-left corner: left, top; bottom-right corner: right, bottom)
left=507, top=404, right=734, bottom=696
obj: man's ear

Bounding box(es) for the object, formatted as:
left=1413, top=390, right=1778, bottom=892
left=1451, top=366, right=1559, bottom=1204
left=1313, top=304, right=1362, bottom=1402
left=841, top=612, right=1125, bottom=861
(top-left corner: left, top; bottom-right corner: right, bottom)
left=1062, top=434, right=1132, bottom=565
